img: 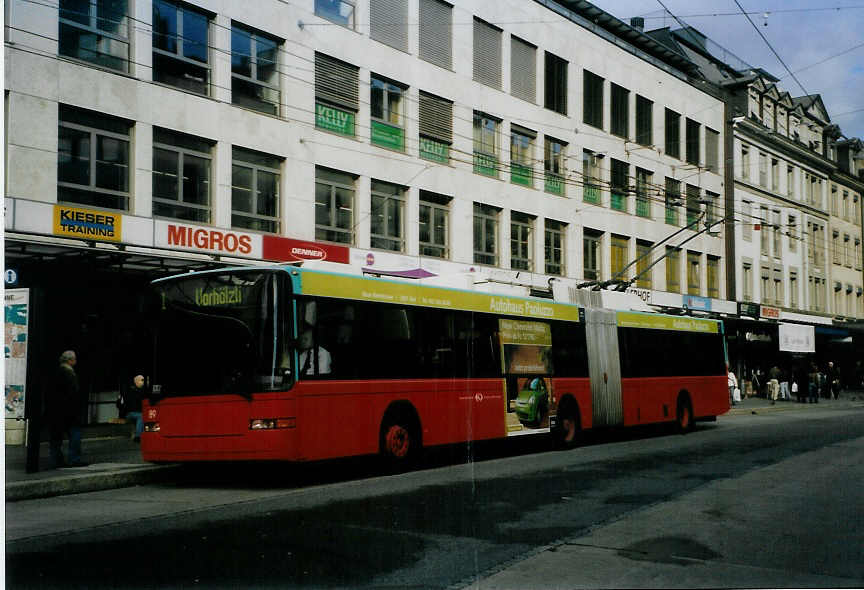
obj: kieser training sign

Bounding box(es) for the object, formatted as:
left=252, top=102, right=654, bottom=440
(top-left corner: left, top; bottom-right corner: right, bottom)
left=53, top=205, right=122, bottom=242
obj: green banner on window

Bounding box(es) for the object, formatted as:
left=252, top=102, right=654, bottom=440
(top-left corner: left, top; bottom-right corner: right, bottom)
left=474, top=152, right=498, bottom=177
left=419, top=137, right=449, bottom=163
left=611, top=191, right=626, bottom=211
left=636, top=197, right=650, bottom=217
left=545, top=174, right=564, bottom=196
left=511, top=163, right=533, bottom=186
left=371, top=121, right=405, bottom=151
left=316, top=103, right=355, bottom=136
left=584, top=184, right=601, bottom=204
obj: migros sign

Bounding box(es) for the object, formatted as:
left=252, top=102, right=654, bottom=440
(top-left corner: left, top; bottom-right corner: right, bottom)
left=154, top=221, right=262, bottom=257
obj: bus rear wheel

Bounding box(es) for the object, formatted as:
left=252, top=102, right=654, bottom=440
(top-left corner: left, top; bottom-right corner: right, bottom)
left=676, top=396, right=694, bottom=434
left=380, top=410, right=421, bottom=470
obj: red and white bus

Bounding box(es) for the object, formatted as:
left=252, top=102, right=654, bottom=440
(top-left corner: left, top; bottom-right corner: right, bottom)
left=141, top=266, right=728, bottom=464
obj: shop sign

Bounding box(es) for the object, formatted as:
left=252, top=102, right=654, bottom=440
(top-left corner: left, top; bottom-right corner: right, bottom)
left=315, top=103, right=355, bottom=136
left=617, top=311, right=719, bottom=333
left=419, top=137, right=449, bottom=163
left=745, top=332, right=772, bottom=342
left=761, top=305, right=780, bottom=319
left=155, top=221, right=262, bottom=258
left=779, top=323, right=815, bottom=353
left=473, top=152, right=498, bottom=177
left=371, top=120, right=404, bottom=151
left=53, top=205, right=122, bottom=242
left=683, top=295, right=712, bottom=311
left=511, top=163, right=533, bottom=186
left=738, top=302, right=760, bottom=318
left=262, top=236, right=349, bottom=264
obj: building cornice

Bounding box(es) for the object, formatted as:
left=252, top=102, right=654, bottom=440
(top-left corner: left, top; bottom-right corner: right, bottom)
left=733, top=178, right=828, bottom=219
left=735, top=118, right=837, bottom=175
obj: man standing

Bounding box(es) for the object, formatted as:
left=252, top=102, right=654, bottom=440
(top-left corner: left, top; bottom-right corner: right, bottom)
left=827, top=361, right=841, bottom=400
left=47, top=350, right=88, bottom=468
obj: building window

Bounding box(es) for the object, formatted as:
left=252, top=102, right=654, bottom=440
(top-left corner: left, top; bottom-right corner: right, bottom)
left=685, top=119, right=700, bottom=166
left=544, top=137, right=566, bottom=196
left=832, top=230, right=841, bottom=265
left=665, top=108, right=680, bottom=159
left=473, top=18, right=502, bottom=89
left=544, top=52, right=567, bottom=115
left=790, top=271, right=798, bottom=308
left=511, top=37, right=536, bottom=103
left=665, top=177, right=681, bottom=226
left=687, top=251, right=701, bottom=295
left=788, top=215, right=797, bottom=252
left=510, top=212, right=534, bottom=271
left=685, top=184, right=701, bottom=226
left=583, top=151, right=602, bottom=204
left=315, top=167, right=355, bottom=244
left=152, top=128, right=212, bottom=223
left=705, top=128, right=719, bottom=173
left=844, top=234, right=852, bottom=267
left=545, top=219, right=565, bottom=276
left=843, top=190, right=850, bottom=220
left=787, top=165, right=795, bottom=198
left=771, top=158, right=779, bottom=191
left=314, top=0, right=355, bottom=28
left=314, top=53, right=359, bottom=136
left=761, top=266, right=770, bottom=304
left=510, top=126, right=535, bottom=187
left=741, top=200, right=752, bottom=241
left=473, top=203, right=499, bottom=266
left=742, top=262, right=753, bottom=301
left=419, top=0, right=451, bottom=68
left=473, top=111, right=500, bottom=177
left=760, top=206, right=769, bottom=256
left=855, top=237, right=862, bottom=270
left=58, top=104, right=130, bottom=211
left=583, top=229, right=602, bottom=280
left=152, top=0, right=209, bottom=95
left=741, top=143, right=750, bottom=180
left=370, top=75, right=406, bottom=151
left=611, top=235, right=629, bottom=280
left=831, top=185, right=839, bottom=215
left=810, top=276, right=824, bottom=312
left=635, top=168, right=652, bottom=218
left=666, top=247, right=680, bottom=293
left=231, top=24, right=280, bottom=115
left=610, top=83, right=629, bottom=139
left=635, top=240, right=652, bottom=289
left=59, top=0, right=129, bottom=71
left=419, top=91, right=453, bottom=164
left=231, top=147, right=281, bottom=234
left=707, top=255, right=720, bottom=299
left=636, top=95, right=653, bottom=146
left=370, top=180, right=405, bottom=252
left=774, top=271, right=783, bottom=306
left=583, top=70, right=604, bottom=130
left=419, top=191, right=450, bottom=259
left=759, top=152, right=768, bottom=187
left=610, top=159, right=628, bottom=212
left=705, top=191, right=719, bottom=229
left=370, top=0, right=408, bottom=51
left=772, top=210, right=782, bottom=258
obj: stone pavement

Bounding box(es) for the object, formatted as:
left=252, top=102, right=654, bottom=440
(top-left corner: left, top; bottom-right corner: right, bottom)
left=5, top=393, right=863, bottom=503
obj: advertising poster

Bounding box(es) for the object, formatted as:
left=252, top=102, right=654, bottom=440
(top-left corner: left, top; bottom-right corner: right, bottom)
left=499, top=319, right=555, bottom=434
left=5, top=288, right=29, bottom=420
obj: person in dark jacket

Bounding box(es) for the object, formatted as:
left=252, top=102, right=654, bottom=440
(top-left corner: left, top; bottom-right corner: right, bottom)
left=47, top=350, right=87, bottom=468
left=118, top=374, right=146, bottom=442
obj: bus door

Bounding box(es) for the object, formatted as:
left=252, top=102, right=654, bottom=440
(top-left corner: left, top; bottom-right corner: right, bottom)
left=585, top=308, right=623, bottom=427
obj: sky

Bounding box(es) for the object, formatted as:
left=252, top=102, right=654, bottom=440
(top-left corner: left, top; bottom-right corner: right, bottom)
left=588, top=0, right=864, bottom=140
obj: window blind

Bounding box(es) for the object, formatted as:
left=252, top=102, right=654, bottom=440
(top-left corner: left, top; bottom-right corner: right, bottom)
left=473, top=18, right=502, bottom=89
left=419, top=91, right=453, bottom=143
left=315, top=52, right=359, bottom=110
left=419, top=0, right=452, bottom=69
left=370, top=0, right=408, bottom=52
left=510, top=36, right=536, bottom=103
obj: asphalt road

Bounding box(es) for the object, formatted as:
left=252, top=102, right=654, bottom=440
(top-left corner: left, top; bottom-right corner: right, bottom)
left=7, top=404, right=864, bottom=589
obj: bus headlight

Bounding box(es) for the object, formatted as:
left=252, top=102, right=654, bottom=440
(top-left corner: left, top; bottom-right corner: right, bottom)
left=250, top=418, right=296, bottom=430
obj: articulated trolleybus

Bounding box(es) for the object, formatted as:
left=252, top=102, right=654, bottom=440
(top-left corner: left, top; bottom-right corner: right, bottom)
left=142, top=266, right=729, bottom=464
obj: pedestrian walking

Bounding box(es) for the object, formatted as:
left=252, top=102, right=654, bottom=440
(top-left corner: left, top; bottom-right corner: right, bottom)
left=728, top=367, right=739, bottom=406
left=46, top=350, right=88, bottom=468
left=779, top=367, right=790, bottom=401
left=827, top=361, right=841, bottom=400
left=768, top=365, right=780, bottom=405
left=808, top=363, right=820, bottom=404
left=117, top=374, right=146, bottom=442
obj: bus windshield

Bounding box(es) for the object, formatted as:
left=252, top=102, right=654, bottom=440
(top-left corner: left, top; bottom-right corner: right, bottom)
left=152, top=270, right=289, bottom=397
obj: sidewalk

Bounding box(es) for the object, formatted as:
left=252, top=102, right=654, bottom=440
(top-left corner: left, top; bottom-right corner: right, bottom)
left=4, top=422, right=181, bottom=502
left=5, top=392, right=863, bottom=503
